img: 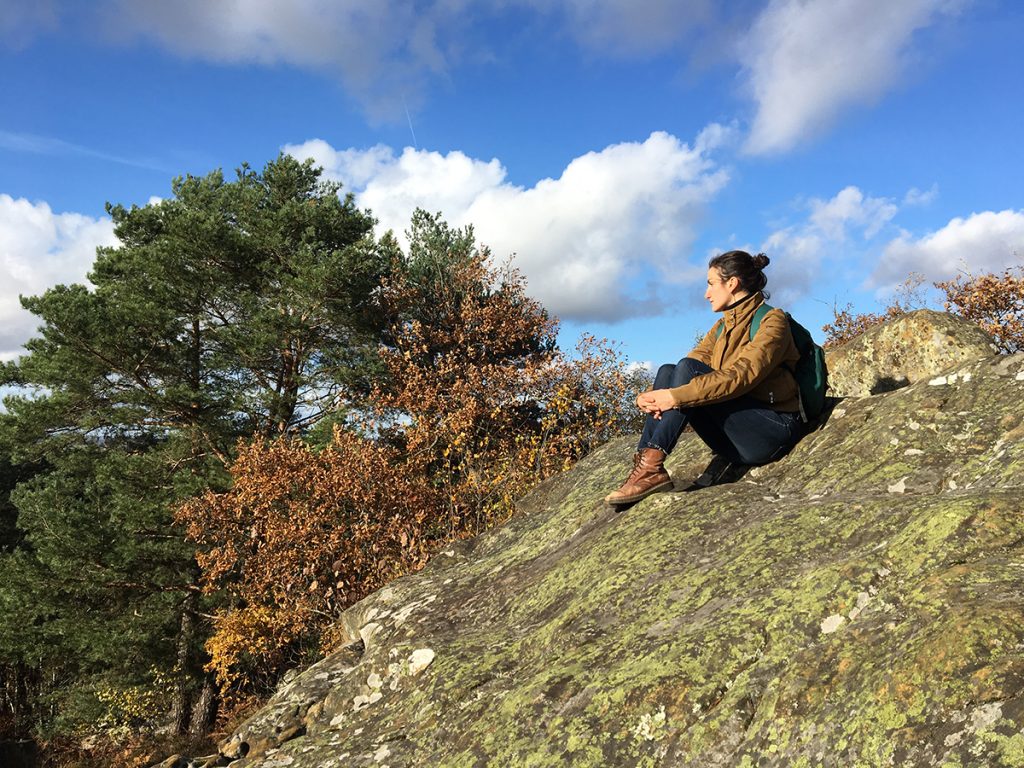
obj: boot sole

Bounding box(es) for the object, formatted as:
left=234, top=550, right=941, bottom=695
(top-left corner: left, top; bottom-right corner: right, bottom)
left=605, top=479, right=675, bottom=506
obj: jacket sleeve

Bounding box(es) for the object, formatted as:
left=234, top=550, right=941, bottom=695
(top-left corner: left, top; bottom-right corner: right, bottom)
left=668, top=309, right=792, bottom=408
left=686, top=321, right=720, bottom=365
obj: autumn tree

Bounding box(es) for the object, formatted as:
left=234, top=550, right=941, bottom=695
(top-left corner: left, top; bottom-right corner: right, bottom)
left=180, top=211, right=642, bottom=695
left=0, top=154, right=390, bottom=744
left=178, top=435, right=433, bottom=697
left=936, top=266, right=1024, bottom=353
left=374, top=211, right=643, bottom=535
left=822, top=264, right=1024, bottom=351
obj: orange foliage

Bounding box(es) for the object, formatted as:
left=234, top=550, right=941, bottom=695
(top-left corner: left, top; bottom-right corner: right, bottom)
left=372, top=255, right=557, bottom=536
left=822, top=273, right=930, bottom=348
left=822, top=303, right=905, bottom=349
left=178, top=435, right=432, bottom=692
left=823, top=266, right=1024, bottom=352
left=373, top=253, right=640, bottom=535
left=178, top=238, right=641, bottom=695
left=936, top=266, right=1024, bottom=353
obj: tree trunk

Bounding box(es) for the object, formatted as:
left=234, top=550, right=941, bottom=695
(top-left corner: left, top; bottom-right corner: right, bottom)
left=188, top=674, right=219, bottom=736
left=169, top=597, right=196, bottom=736
left=0, top=663, right=39, bottom=740
left=14, top=663, right=35, bottom=737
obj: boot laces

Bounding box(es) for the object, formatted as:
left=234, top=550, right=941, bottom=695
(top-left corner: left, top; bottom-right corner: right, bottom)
left=625, top=452, right=645, bottom=483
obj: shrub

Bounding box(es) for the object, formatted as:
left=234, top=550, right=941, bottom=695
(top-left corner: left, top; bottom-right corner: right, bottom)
left=178, top=216, right=641, bottom=696
left=936, top=266, right=1024, bottom=353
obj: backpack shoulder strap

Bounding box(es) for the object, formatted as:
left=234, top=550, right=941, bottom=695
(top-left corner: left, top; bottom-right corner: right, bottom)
left=749, top=302, right=774, bottom=341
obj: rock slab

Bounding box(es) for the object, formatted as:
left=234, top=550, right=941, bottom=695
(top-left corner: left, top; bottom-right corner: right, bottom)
left=159, top=328, right=1024, bottom=768
left=826, top=309, right=997, bottom=398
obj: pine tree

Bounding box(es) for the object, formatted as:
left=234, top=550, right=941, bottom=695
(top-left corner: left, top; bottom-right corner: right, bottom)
left=0, top=154, right=389, bottom=741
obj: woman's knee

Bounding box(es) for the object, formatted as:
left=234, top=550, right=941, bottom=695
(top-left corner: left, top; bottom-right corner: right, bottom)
left=669, top=357, right=710, bottom=387
left=653, top=363, right=677, bottom=388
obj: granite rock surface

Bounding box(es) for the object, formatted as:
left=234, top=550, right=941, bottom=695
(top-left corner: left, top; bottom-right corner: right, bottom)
left=826, top=309, right=997, bottom=398
left=158, top=321, right=1024, bottom=768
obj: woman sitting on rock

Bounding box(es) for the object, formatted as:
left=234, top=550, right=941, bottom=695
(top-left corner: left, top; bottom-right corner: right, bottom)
left=605, top=250, right=803, bottom=505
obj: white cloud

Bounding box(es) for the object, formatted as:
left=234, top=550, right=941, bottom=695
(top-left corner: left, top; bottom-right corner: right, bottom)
left=872, top=209, right=1024, bottom=290
left=65, top=0, right=741, bottom=132
left=99, top=0, right=718, bottom=81
left=35, top=1, right=968, bottom=152
left=0, top=195, right=116, bottom=360
left=758, top=228, right=826, bottom=305
left=809, top=186, right=898, bottom=240
left=627, top=360, right=655, bottom=375
left=297, top=143, right=509, bottom=232
left=755, top=186, right=899, bottom=303
left=740, top=0, right=966, bottom=155
left=528, top=0, right=716, bottom=56
left=25, top=1, right=721, bottom=119
left=101, top=0, right=468, bottom=118
left=0, top=129, right=170, bottom=172
left=903, top=184, right=939, bottom=207
left=0, top=1, right=58, bottom=47
left=96, top=1, right=719, bottom=116
left=286, top=127, right=733, bottom=322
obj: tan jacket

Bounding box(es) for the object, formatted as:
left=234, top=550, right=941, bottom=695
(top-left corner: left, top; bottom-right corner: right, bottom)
left=668, top=292, right=801, bottom=412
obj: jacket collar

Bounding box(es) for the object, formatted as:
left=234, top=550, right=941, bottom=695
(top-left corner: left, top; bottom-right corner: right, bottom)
left=721, top=291, right=764, bottom=331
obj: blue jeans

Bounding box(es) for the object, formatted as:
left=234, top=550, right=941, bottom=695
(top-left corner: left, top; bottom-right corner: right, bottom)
left=639, top=358, right=802, bottom=465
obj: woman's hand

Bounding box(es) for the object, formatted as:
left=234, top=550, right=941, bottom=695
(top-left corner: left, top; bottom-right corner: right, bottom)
left=636, top=389, right=677, bottom=419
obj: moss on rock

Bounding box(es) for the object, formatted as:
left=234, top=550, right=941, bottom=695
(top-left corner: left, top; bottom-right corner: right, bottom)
left=169, top=344, right=1024, bottom=768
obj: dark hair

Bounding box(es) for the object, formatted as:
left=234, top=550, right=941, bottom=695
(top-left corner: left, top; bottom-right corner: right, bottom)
left=708, top=250, right=770, bottom=298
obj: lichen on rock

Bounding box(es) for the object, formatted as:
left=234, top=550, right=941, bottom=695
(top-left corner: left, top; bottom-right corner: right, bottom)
left=826, top=309, right=997, bottom=398
left=157, top=314, right=1024, bottom=768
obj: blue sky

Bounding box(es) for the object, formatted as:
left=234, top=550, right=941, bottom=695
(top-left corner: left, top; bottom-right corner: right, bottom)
left=1, top=0, right=1022, bottom=369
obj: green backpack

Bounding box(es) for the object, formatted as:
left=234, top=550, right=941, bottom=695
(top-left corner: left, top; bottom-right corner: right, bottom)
left=716, top=303, right=829, bottom=422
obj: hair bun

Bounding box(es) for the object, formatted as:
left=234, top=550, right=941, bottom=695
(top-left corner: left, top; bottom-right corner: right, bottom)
left=751, top=252, right=770, bottom=270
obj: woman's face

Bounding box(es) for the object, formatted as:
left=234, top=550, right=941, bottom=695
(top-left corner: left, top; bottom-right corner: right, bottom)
left=705, top=267, right=741, bottom=312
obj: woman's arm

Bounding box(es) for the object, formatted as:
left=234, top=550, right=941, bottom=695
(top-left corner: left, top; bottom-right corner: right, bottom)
left=667, top=309, right=794, bottom=408
left=636, top=319, right=722, bottom=418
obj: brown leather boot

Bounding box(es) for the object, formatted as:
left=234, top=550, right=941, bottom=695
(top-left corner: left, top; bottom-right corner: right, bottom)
left=604, top=448, right=674, bottom=505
